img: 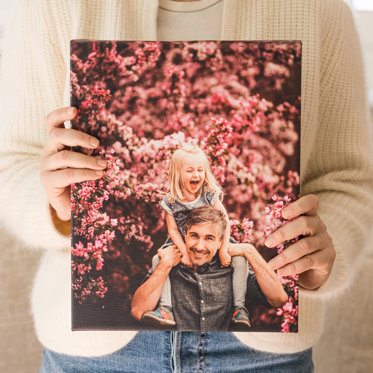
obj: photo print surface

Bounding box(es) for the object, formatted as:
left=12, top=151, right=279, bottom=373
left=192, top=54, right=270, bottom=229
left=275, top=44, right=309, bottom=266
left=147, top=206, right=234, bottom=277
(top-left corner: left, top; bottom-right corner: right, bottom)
left=70, top=40, right=301, bottom=332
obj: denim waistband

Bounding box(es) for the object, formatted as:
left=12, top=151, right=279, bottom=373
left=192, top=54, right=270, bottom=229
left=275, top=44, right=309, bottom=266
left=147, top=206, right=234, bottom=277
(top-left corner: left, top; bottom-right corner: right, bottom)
left=40, top=331, right=313, bottom=373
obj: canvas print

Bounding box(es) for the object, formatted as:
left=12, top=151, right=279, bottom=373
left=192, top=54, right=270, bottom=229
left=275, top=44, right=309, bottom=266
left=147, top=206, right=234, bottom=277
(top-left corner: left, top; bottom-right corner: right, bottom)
left=70, top=40, right=301, bottom=332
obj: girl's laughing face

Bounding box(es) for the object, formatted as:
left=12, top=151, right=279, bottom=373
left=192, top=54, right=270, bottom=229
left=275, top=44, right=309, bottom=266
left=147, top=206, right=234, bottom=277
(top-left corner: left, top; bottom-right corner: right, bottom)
left=180, top=153, right=206, bottom=196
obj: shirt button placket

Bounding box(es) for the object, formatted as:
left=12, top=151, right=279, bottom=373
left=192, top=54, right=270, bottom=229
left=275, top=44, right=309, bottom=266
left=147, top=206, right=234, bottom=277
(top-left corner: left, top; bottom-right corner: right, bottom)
left=197, top=275, right=205, bottom=329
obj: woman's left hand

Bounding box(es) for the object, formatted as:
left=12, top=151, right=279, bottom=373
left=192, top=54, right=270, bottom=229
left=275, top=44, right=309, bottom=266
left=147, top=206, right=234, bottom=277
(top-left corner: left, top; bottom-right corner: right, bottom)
left=266, top=194, right=336, bottom=290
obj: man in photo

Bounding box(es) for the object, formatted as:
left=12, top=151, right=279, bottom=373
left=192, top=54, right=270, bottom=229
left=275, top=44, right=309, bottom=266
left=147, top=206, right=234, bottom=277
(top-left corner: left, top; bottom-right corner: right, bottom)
left=131, top=205, right=288, bottom=331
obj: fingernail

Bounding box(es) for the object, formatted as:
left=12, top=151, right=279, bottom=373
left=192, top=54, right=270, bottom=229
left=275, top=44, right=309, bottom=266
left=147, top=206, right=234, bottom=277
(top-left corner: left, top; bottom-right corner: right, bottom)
left=268, top=259, right=278, bottom=270
left=97, top=159, right=107, bottom=167
left=282, top=207, right=290, bottom=219
left=68, top=107, right=76, bottom=116
left=90, top=137, right=99, bottom=147
left=265, top=237, right=274, bottom=247
left=95, top=170, right=104, bottom=176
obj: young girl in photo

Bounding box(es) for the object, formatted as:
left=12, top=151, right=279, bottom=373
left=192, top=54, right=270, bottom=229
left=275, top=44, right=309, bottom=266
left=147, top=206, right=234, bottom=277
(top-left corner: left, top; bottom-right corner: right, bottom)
left=142, top=145, right=251, bottom=328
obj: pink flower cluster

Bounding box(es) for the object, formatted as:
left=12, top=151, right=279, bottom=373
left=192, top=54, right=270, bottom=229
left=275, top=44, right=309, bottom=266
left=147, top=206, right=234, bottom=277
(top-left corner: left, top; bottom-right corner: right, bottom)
left=230, top=218, right=254, bottom=243
left=72, top=275, right=108, bottom=302
left=79, top=86, right=111, bottom=112
left=201, top=117, right=233, bottom=183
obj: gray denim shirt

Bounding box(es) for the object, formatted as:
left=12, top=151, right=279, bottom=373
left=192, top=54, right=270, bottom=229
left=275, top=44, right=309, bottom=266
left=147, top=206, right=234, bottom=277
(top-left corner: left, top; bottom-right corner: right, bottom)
left=168, top=255, right=270, bottom=331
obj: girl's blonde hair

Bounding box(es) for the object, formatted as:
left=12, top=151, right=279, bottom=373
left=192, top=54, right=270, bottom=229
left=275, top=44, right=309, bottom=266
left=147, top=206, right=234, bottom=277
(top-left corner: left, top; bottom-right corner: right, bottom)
left=168, top=145, right=223, bottom=202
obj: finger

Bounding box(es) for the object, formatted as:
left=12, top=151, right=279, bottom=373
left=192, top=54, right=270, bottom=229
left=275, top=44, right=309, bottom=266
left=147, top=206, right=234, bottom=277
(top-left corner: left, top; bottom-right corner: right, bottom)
left=267, top=233, right=329, bottom=270
left=44, top=150, right=107, bottom=171
left=46, top=107, right=78, bottom=134
left=282, top=194, right=319, bottom=220
left=42, top=168, right=104, bottom=188
left=46, top=107, right=78, bottom=133
left=49, top=188, right=72, bottom=221
left=45, top=127, right=99, bottom=154
left=299, top=246, right=335, bottom=289
left=265, top=215, right=322, bottom=248
left=276, top=249, right=330, bottom=277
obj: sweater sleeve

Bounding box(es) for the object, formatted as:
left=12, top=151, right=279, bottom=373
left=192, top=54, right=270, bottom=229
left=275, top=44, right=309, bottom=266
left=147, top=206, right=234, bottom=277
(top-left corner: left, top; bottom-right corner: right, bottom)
left=300, top=0, right=373, bottom=299
left=0, top=0, right=72, bottom=250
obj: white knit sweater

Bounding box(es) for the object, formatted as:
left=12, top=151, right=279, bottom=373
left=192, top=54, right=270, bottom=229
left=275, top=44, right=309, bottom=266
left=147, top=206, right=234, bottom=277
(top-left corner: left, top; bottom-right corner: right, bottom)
left=0, top=0, right=372, bottom=356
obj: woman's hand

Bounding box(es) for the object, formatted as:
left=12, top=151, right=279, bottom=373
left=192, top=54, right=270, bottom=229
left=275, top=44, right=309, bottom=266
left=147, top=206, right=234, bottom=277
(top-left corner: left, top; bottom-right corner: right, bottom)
left=40, top=107, right=107, bottom=221
left=266, top=194, right=336, bottom=290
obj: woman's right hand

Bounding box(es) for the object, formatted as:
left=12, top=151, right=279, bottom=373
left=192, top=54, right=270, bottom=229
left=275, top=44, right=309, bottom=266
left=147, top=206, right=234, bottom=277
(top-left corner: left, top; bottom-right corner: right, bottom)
left=40, top=107, right=107, bottom=222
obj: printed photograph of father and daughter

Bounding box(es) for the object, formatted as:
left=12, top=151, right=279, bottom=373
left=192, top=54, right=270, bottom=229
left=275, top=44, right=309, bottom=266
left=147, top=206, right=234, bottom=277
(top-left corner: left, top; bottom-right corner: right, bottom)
left=70, top=40, right=301, bottom=333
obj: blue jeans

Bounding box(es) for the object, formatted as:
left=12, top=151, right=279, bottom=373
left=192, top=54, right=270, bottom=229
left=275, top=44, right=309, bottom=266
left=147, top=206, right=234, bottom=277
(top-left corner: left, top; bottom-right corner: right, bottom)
left=40, top=332, right=313, bottom=373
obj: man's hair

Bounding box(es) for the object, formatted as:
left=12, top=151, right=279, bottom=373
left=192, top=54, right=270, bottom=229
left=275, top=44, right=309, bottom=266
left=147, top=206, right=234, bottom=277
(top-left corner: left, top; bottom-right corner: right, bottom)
left=185, top=205, right=227, bottom=240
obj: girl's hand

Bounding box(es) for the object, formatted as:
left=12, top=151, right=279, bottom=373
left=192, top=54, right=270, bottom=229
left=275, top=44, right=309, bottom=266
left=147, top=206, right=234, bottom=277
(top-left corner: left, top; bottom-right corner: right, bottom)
left=266, top=194, right=336, bottom=290
left=181, top=251, right=193, bottom=267
left=219, top=247, right=232, bottom=267
left=40, top=107, right=107, bottom=222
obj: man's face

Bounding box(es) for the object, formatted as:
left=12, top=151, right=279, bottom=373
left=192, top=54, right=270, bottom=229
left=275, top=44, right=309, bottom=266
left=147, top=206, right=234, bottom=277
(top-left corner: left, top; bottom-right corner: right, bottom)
left=185, top=222, right=221, bottom=270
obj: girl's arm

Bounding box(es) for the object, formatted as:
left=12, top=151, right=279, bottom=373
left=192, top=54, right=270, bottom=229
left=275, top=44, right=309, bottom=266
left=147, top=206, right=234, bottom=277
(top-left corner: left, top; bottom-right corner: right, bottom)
left=165, top=213, right=191, bottom=265
left=213, top=198, right=232, bottom=266
left=213, top=198, right=230, bottom=248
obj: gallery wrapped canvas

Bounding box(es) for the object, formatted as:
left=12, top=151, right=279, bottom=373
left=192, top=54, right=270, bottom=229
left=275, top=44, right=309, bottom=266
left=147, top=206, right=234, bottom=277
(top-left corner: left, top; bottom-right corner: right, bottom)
left=70, top=40, right=301, bottom=332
